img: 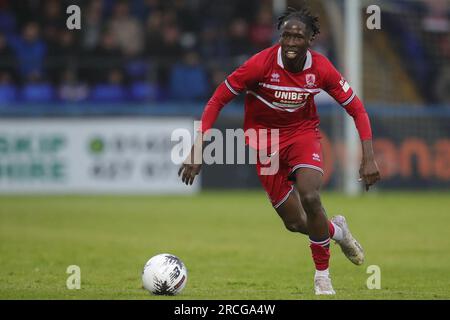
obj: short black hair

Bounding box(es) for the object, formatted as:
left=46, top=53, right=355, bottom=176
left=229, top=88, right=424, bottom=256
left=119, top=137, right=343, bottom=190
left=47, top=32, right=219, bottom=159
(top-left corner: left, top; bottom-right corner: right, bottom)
left=277, top=6, right=320, bottom=38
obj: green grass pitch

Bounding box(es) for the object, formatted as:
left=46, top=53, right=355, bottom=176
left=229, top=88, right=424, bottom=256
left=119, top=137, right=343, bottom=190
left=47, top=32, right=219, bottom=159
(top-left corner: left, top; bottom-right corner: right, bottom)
left=0, top=191, right=449, bottom=299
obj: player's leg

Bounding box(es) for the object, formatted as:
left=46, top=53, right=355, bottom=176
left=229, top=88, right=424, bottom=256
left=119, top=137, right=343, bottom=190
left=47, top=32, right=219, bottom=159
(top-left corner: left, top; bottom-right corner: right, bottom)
left=294, top=168, right=329, bottom=240
left=275, top=188, right=308, bottom=235
left=275, top=188, right=344, bottom=241
left=258, top=147, right=309, bottom=235
left=281, top=170, right=365, bottom=266
left=294, top=167, right=335, bottom=295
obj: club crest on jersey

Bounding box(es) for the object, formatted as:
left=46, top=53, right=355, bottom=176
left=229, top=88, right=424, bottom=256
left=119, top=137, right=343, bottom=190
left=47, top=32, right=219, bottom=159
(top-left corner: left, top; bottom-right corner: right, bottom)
left=270, top=72, right=280, bottom=83
left=305, top=74, right=316, bottom=88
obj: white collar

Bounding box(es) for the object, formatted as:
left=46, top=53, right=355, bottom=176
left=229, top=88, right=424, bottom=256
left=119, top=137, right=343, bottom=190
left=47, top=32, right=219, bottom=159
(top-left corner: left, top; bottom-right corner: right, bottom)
left=277, top=47, right=312, bottom=71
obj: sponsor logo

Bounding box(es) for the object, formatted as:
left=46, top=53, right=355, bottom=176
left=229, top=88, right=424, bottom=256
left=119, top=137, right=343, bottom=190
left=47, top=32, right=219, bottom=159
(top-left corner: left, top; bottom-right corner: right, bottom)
left=312, top=153, right=321, bottom=162
left=274, top=91, right=310, bottom=101
left=273, top=91, right=310, bottom=109
left=270, top=72, right=280, bottom=83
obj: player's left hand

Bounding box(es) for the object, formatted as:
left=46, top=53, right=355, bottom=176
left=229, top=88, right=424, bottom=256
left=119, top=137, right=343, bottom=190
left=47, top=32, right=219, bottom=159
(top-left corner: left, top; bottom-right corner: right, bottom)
left=359, top=158, right=381, bottom=191
left=178, top=162, right=201, bottom=186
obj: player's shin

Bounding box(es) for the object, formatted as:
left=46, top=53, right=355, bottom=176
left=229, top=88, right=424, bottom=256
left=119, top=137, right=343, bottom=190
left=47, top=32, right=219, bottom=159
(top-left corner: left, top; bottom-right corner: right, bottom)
left=309, top=237, right=331, bottom=271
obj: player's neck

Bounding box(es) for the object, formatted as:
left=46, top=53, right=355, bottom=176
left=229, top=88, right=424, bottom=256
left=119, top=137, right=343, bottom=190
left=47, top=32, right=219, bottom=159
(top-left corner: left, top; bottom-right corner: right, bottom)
left=282, top=53, right=307, bottom=73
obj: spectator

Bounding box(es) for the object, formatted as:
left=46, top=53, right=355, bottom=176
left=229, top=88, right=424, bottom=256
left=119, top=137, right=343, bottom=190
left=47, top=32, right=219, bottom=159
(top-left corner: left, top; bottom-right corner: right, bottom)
left=422, top=0, right=449, bottom=33
left=169, top=51, right=209, bottom=101
left=249, top=6, right=274, bottom=50
left=108, top=1, right=144, bottom=55
left=209, top=68, right=227, bottom=90
left=82, top=0, right=104, bottom=51
left=159, top=23, right=183, bottom=60
left=59, top=69, right=89, bottom=102
left=149, top=23, right=183, bottom=87
left=39, top=0, right=64, bottom=53
left=144, top=10, right=164, bottom=57
left=87, top=31, right=123, bottom=84
left=228, top=18, right=254, bottom=60
left=172, top=0, right=199, bottom=32
left=0, top=32, right=18, bottom=83
left=198, top=24, right=226, bottom=63
left=311, top=27, right=334, bottom=62
left=0, top=6, right=17, bottom=36
left=9, top=22, right=47, bottom=80
left=47, top=30, right=80, bottom=83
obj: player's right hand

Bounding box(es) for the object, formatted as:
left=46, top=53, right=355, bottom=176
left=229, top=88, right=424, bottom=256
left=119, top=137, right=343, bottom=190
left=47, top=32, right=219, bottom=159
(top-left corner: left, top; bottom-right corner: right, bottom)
left=179, top=135, right=204, bottom=185
left=178, top=161, right=202, bottom=186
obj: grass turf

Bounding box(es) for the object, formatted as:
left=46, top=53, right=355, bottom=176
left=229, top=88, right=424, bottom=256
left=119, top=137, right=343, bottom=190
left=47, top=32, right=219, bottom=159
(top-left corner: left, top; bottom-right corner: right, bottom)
left=0, top=191, right=449, bottom=300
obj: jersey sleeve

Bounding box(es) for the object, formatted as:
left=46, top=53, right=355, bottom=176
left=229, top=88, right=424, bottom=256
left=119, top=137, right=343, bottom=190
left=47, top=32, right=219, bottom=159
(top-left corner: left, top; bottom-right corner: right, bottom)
left=322, top=58, right=372, bottom=140
left=224, top=52, right=265, bottom=95
left=321, top=58, right=355, bottom=107
left=199, top=82, right=236, bottom=133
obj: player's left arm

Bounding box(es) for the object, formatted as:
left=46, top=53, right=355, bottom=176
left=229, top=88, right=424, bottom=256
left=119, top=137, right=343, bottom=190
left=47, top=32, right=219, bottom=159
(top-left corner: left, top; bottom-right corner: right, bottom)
left=345, top=96, right=381, bottom=191
left=321, top=58, right=381, bottom=191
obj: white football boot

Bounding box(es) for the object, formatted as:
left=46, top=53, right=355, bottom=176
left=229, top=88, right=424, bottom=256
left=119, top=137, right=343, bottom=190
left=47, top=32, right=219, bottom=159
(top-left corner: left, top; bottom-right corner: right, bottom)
left=314, top=275, right=336, bottom=295
left=331, top=215, right=365, bottom=265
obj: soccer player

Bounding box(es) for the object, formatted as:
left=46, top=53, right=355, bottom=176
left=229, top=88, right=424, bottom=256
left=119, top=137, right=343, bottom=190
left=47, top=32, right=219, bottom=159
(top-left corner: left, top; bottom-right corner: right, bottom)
left=178, top=6, right=380, bottom=295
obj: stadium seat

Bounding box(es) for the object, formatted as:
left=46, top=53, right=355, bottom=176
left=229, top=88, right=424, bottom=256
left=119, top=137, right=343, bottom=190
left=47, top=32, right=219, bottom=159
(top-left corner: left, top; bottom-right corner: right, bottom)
left=169, top=63, right=209, bottom=100
left=125, top=59, right=149, bottom=80
left=129, top=82, right=159, bottom=101
left=89, top=84, right=127, bottom=102
left=0, top=85, right=17, bottom=103
left=21, top=83, right=55, bottom=102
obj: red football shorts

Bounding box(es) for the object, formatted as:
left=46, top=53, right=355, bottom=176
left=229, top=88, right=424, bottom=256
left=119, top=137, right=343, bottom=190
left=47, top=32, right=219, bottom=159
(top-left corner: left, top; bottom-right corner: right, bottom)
left=256, top=131, right=324, bottom=208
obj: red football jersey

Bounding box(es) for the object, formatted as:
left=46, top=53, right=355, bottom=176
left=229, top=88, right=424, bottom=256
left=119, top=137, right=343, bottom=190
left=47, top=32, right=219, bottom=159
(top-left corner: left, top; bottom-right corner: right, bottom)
left=200, top=44, right=371, bottom=148
left=225, top=44, right=355, bottom=134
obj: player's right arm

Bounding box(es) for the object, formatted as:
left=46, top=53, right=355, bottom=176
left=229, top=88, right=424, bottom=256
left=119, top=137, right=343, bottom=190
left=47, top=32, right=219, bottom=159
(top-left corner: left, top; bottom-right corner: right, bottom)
left=178, top=53, right=264, bottom=185
left=178, top=82, right=236, bottom=185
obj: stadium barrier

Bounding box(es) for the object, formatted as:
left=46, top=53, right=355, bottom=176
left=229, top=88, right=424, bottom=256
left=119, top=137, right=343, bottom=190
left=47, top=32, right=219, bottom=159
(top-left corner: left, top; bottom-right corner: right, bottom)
left=0, top=118, right=199, bottom=194
left=0, top=102, right=448, bottom=192
left=205, top=106, right=450, bottom=190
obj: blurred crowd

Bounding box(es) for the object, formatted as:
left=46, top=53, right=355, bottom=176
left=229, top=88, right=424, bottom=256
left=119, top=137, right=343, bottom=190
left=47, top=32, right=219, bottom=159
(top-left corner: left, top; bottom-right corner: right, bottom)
left=0, top=0, right=282, bottom=103
left=386, top=0, right=450, bottom=104
left=0, top=0, right=447, bottom=105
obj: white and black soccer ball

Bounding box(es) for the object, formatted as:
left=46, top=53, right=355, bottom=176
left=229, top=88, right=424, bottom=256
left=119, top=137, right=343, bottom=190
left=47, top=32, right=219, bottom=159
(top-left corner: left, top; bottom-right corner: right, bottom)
left=142, top=253, right=188, bottom=295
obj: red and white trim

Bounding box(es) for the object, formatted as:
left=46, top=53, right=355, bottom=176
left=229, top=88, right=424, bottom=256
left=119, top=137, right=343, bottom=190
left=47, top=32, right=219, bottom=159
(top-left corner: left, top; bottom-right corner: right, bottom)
left=341, top=92, right=356, bottom=107
left=291, top=163, right=324, bottom=175
left=258, top=82, right=321, bottom=94
left=224, top=79, right=239, bottom=95
left=309, top=238, right=331, bottom=247
left=273, top=185, right=295, bottom=209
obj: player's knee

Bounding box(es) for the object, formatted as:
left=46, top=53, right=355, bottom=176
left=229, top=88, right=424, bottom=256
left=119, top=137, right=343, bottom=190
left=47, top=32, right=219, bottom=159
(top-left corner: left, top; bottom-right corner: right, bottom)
left=299, top=190, right=321, bottom=212
left=284, top=222, right=302, bottom=233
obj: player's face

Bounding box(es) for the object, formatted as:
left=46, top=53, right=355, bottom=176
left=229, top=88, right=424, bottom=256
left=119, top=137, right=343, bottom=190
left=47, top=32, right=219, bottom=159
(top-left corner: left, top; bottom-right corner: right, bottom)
left=279, top=19, right=311, bottom=61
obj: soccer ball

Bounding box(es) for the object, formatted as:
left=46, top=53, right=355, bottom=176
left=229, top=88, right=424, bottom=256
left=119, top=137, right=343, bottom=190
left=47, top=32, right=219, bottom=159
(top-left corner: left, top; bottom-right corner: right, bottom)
left=142, top=253, right=188, bottom=295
